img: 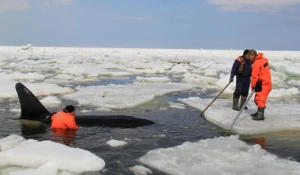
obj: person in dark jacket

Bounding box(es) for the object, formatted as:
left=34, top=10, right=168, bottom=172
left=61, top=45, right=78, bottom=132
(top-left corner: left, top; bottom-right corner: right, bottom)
left=230, top=49, right=252, bottom=111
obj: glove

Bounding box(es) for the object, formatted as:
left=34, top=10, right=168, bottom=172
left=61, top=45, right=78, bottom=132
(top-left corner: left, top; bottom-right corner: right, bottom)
left=229, top=78, right=233, bottom=82
left=254, top=81, right=262, bottom=92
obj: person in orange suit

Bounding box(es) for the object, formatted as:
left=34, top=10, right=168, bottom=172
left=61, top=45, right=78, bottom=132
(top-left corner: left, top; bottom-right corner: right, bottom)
left=51, top=105, right=79, bottom=146
left=52, top=128, right=77, bottom=146
left=51, top=105, right=79, bottom=129
left=248, top=49, right=272, bottom=120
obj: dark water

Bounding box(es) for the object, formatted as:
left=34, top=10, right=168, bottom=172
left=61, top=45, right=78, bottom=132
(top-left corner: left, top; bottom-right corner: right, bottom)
left=1, top=78, right=300, bottom=174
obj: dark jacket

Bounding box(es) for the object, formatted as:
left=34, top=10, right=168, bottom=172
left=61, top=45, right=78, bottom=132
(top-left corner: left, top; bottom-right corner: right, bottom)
left=230, top=56, right=252, bottom=82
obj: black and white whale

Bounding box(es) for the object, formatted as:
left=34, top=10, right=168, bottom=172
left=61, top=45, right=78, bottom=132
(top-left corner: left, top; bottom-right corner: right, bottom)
left=15, top=82, right=155, bottom=127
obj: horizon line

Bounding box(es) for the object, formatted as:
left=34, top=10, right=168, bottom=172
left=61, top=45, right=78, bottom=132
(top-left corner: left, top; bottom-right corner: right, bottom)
left=0, top=44, right=299, bottom=52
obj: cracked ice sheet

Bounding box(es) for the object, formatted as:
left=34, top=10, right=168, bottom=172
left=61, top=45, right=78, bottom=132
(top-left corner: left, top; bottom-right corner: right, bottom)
left=0, top=78, right=74, bottom=99
left=0, top=72, right=46, bottom=82
left=178, top=97, right=300, bottom=135
left=135, top=76, right=171, bottom=83
left=63, top=82, right=197, bottom=109
left=60, top=65, right=130, bottom=77
left=138, top=135, right=300, bottom=175
left=0, top=134, right=105, bottom=175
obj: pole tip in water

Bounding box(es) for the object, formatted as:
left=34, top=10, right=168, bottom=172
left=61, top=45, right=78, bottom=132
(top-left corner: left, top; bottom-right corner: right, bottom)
left=224, top=130, right=231, bottom=136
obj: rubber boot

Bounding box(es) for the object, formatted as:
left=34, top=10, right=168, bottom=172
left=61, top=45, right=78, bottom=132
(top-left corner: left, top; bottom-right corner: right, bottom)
left=232, top=98, right=240, bottom=111
left=252, top=107, right=265, bottom=121
left=240, top=96, right=248, bottom=110
left=251, top=110, right=258, bottom=117
left=251, top=107, right=266, bottom=117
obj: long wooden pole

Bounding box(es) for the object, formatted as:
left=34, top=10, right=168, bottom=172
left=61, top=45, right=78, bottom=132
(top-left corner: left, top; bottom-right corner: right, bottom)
left=200, top=82, right=231, bottom=117
left=227, top=90, right=255, bottom=132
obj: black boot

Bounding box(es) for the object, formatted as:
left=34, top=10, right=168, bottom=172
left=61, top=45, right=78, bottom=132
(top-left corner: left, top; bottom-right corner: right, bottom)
left=240, top=96, right=248, bottom=110
left=232, top=98, right=240, bottom=111
left=251, top=111, right=258, bottom=117
left=252, top=107, right=265, bottom=121
left=251, top=107, right=266, bottom=117
left=251, top=108, right=258, bottom=117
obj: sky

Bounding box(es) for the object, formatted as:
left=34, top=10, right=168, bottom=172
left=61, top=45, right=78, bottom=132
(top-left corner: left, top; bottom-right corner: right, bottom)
left=0, top=0, right=300, bottom=50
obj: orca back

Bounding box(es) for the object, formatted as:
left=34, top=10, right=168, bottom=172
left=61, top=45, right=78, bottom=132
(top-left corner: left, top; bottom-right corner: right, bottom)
left=15, top=82, right=155, bottom=127
left=15, top=82, right=51, bottom=122
left=74, top=115, right=155, bottom=127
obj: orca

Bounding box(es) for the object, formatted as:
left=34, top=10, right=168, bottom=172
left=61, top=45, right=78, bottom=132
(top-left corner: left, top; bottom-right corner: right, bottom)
left=15, top=82, right=155, bottom=127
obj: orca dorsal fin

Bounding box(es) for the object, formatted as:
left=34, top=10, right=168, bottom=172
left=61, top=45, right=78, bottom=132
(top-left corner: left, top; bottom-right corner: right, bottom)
left=15, top=82, right=51, bottom=121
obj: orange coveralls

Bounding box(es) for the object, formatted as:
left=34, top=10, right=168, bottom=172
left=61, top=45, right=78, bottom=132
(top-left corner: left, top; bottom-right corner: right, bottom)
left=51, top=111, right=79, bottom=129
left=251, top=53, right=272, bottom=108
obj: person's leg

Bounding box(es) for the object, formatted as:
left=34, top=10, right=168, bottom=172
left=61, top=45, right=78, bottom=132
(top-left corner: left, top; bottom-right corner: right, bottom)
left=240, top=81, right=250, bottom=109
left=251, top=94, right=259, bottom=117
left=253, top=86, right=271, bottom=120
left=233, top=81, right=243, bottom=111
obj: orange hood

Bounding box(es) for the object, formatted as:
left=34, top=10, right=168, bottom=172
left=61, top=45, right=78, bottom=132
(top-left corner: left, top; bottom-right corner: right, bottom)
left=254, top=53, right=263, bottom=61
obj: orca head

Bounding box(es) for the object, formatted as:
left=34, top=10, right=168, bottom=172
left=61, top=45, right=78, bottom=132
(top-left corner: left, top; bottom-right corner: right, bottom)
left=15, top=82, right=51, bottom=123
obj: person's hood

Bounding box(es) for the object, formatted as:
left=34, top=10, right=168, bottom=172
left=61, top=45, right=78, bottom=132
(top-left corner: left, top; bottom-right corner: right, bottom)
left=254, top=53, right=263, bottom=61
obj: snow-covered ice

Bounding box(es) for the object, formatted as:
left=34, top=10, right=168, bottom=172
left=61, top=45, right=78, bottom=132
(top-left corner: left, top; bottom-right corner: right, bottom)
left=0, top=134, right=105, bottom=174
left=106, top=139, right=128, bottom=147
left=62, top=82, right=197, bottom=109
left=1, top=46, right=300, bottom=134
left=139, top=135, right=300, bottom=175
left=179, top=97, right=300, bottom=135
left=1, top=46, right=300, bottom=175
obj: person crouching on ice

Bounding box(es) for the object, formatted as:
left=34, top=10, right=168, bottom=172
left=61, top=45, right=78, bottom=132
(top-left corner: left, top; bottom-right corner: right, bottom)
left=51, top=105, right=79, bottom=129
left=230, top=49, right=252, bottom=111
left=248, top=49, right=272, bottom=121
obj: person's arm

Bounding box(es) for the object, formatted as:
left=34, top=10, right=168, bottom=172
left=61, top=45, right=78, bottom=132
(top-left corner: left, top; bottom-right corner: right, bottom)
left=229, top=59, right=240, bottom=82
left=65, top=115, right=79, bottom=130
left=230, top=60, right=240, bottom=79
left=251, top=62, right=260, bottom=90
